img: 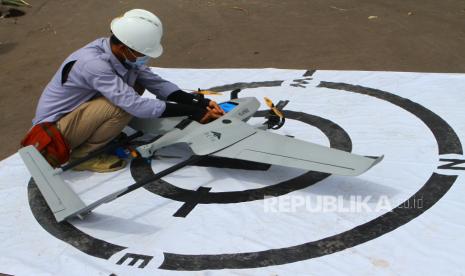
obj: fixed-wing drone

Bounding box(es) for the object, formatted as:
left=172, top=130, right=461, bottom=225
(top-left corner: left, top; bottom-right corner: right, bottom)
left=19, top=91, right=383, bottom=223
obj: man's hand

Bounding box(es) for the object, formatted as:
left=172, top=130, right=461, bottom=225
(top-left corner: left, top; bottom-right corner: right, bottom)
left=199, top=101, right=224, bottom=124
left=208, top=101, right=225, bottom=116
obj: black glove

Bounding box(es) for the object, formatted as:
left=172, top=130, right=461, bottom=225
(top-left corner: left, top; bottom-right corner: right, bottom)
left=166, top=90, right=211, bottom=108
left=161, top=102, right=207, bottom=122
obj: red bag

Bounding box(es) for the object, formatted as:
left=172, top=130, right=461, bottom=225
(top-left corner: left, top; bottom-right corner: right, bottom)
left=20, top=123, right=70, bottom=167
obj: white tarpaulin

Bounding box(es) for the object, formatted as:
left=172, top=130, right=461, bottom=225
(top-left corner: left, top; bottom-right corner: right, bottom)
left=1, top=68, right=464, bottom=275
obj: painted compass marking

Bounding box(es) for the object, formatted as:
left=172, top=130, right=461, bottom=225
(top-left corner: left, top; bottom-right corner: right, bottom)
left=27, top=70, right=463, bottom=271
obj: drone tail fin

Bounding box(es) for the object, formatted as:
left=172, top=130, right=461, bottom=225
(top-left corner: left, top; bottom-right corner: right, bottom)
left=19, top=146, right=87, bottom=222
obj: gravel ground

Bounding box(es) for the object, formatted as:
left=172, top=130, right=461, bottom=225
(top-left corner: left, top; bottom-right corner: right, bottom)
left=1, top=0, right=464, bottom=159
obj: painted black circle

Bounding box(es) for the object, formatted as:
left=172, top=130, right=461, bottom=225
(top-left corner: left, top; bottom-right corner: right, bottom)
left=222, top=119, right=232, bottom=124
left=133, top=110, right=352, bottom=204
left=27, top=79, right=462, bottom=271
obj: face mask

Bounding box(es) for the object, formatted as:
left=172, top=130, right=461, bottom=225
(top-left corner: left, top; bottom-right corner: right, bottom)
left=127, top=55, right=150, bottom=67
left=123, top=48, right=150, bottom=68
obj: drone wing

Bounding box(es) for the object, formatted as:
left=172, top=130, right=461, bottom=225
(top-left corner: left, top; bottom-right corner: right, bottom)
left=212, top=127, right=383, bottom=176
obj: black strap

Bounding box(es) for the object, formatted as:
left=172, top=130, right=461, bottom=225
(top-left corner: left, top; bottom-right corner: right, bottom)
left=61, top=60, right=77, bottom=85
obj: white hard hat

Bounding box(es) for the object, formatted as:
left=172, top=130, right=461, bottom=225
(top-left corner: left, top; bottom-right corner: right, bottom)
left=111, top=9, right=163, bottom=58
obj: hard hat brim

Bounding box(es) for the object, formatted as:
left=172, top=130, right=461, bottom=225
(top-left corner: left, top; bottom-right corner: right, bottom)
left=145, top=45, right=163, bottom=58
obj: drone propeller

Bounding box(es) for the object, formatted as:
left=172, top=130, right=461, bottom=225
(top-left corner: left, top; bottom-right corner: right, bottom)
left=264, top=97, right=284, bottom=118
left=194, top=89, right=223, bottom=95
left=181, top=88, right=223, bottom=96
left=263, top=97, right=289, bottom=130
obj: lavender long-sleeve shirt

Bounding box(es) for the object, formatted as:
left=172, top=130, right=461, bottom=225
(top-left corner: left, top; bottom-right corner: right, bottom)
left=32, top=37, right=180, bottom=125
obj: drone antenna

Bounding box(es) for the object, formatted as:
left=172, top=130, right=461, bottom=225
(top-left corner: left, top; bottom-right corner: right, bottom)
left=230, top=89, right=241, bottom=100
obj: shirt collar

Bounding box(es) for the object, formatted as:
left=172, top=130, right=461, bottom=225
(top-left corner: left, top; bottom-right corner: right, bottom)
left=103, top=37, right=129, bottom=77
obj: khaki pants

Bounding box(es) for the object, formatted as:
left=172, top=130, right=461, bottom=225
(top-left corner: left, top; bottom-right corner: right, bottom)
left=56, top=97, right=132, bottom=157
